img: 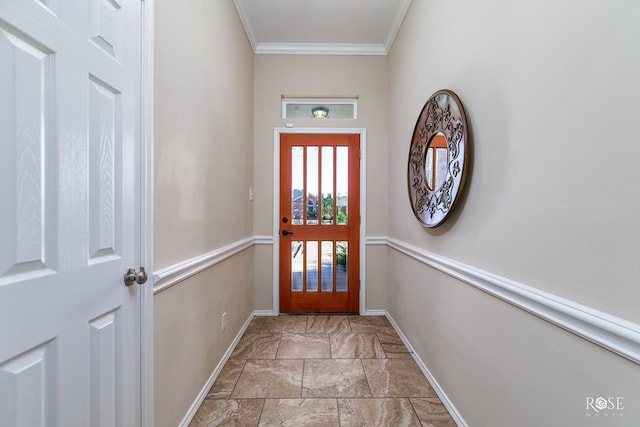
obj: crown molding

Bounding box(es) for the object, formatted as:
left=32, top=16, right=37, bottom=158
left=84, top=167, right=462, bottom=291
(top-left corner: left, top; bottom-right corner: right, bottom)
left=232, top=0, right=257, bottom=52
left=386, top=0, right=412, bottom=52
left=255, top=42, right=388, bottom=56
left=233, top=0, right=412, bottom=56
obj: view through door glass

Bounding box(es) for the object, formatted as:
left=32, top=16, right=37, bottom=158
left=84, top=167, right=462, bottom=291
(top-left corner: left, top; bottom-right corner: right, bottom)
left=280, top=134, right=360, bottom=313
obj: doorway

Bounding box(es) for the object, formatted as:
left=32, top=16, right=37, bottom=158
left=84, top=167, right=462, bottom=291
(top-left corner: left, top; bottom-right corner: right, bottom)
left=278, top=133, right=361, bottom=313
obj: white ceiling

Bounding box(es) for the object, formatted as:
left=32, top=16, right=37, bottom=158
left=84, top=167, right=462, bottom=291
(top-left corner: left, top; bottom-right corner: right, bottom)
left=232, top=0, right=413, bottom=55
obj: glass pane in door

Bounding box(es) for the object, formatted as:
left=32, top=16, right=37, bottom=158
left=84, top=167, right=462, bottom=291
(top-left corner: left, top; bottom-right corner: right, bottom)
left=321, top=147, right=334, bottom=224
left=321, top=241, right=334, bottom=292
left=291, top=147, right=303, bottom=225
left=291, top=241, right=303, bottom=291
left=306, top=241, right=318, bottom=291
left=306, top=147, right=319, bottom=225
left=336, top=241, right=348, bottom=292
left=336, top=147, right=348, bottom=225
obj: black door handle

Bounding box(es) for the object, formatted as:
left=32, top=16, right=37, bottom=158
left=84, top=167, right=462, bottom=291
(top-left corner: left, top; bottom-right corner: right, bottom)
left=281, top=229, right=294, bottom=236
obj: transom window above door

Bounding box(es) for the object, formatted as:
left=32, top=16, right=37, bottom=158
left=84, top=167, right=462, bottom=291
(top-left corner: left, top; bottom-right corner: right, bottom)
left=282, top=98, right=358, bottom=119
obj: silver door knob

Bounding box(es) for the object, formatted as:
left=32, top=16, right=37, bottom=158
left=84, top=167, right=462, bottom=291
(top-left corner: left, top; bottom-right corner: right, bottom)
left=124, top=267, right=148, bottom=286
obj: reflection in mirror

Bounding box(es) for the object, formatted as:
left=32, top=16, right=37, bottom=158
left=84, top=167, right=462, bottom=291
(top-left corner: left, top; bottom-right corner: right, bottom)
left=425, top=132, right=448, bottom=191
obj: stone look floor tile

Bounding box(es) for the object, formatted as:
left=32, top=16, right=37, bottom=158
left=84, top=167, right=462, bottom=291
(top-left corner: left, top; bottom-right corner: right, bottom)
left=276, top=333, right=331, bottom=359
left=302, top=359, right=371, bottom=398
left=376, top=330, right=404, bottom=346
left=258, top=399, right=339, bottom=427
left=348, top=316, right=396, bottom=334
left=376, top=330, right=404, bottom=344
left=188, top=398, right=263, bottom=427
left=190, top=315, right=456, bottom=425
left=362, top=359, right=437, bottom=397
left=229, top=333, right=281, bottom=360
left=244, top=317, right=266, bottom=335
left=338, top=398, right=421, bottom=427
left=330, top=333, right=385, bottom=359
left=378, top=334, right=413, bottom=359
left=262, top=315, right=308, bottom=333
left=232, top=359, right=304, bottom=398
left=306, top=315, right=352, bottom=333
left=206, top=360, right=245, bottom=398
left=381, top=346, right=414, bottom=359
left=410, top=398, right=458, bottom=427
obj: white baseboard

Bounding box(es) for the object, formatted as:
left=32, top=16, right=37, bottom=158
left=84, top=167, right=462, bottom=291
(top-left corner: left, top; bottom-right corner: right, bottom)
left=253, top=310, right=276, bottom=316
left=178, top=312, right=255, bottom=427
left=363, top=309, right=386, bottom=316
left=385, top=312, right=467, bottom=427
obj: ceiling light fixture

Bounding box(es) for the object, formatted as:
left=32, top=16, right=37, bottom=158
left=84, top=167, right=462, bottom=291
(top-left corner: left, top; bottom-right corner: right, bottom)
left=311, top=106, right=329, bottom=119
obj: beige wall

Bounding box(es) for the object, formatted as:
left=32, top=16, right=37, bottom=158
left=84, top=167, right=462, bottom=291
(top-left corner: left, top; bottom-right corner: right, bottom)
left=152, top=0, right=640, bottom=424
left=253, top=55, right=389, bottom=311
left=387, top=0, right=640, bottom=425
left=153, top=0, right=254, bottom=426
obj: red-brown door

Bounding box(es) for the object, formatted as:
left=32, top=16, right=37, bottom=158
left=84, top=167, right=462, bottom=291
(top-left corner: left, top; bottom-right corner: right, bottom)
left=279, top=133, right=360, bottom=313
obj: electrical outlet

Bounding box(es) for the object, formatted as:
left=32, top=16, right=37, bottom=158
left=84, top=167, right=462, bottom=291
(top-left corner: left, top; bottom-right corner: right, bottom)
left=221, top=312, right=228, bottom=332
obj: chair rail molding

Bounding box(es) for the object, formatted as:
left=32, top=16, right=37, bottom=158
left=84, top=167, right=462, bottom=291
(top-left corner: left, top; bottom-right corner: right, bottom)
left=369, top=236, right=640, bottom=365
left=153, top=237, right=254, bottom=294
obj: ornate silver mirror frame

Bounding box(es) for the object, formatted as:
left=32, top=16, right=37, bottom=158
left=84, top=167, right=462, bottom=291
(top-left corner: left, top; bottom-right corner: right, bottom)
left=408, top=89, right=469, bottom=227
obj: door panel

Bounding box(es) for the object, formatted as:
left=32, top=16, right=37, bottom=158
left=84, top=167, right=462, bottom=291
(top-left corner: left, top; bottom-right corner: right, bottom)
left=280, top=134, right=360, bottom=313
left=0, top=0, right=141, bottom=425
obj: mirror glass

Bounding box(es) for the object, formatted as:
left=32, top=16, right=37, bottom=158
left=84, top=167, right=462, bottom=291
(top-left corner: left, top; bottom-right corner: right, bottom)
left=425, top=132, right=448, bottom=191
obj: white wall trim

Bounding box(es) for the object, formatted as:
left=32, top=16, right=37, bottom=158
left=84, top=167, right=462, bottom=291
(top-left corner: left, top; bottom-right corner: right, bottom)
left=152, top=237, right=254, bottom=294
left=363, top=309, right=386, bottom=316
left=381, top=236, right=640, bottom=365
left=140, top=0, right=155, bottom=424
left=385, top=311, right=468, bottom=427
left=365, top=236, right=388, bottom=246
left=253, top=310, right=276, bottom=317
left=255, top=42, right=387, bottom=56
left=178, top=312, right=256, bottom=427
left=231, top=0, right=257, bottom=52
left=232, top=0, right=411, bottom=55
left=254, top=235, right=274, bottom=245
left=273, top=128, right=368, bottom=315
left=385, top=0, right=413, bottom=54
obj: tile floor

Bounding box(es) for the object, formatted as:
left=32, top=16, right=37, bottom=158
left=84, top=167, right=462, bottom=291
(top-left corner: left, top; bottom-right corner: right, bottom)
left=189, top=315, right=457, bottom=426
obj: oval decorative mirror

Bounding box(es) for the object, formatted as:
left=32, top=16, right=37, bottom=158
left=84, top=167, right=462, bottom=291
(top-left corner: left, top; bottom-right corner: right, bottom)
left=408, top=89, right=469, bottom=227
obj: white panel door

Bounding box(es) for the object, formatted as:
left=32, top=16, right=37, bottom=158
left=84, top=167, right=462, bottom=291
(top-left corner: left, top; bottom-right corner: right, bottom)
left=0, top=0, right=143, bottom=426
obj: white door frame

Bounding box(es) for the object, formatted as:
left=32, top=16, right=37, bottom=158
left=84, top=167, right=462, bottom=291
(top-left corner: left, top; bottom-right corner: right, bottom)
left=140, top=1, right=154, bottom=426
left=272, top=127, right=367, bottom=315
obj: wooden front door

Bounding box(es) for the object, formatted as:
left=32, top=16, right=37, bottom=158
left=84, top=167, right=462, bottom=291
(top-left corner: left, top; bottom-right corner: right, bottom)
left=279, top=133, right=360, bottom=313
